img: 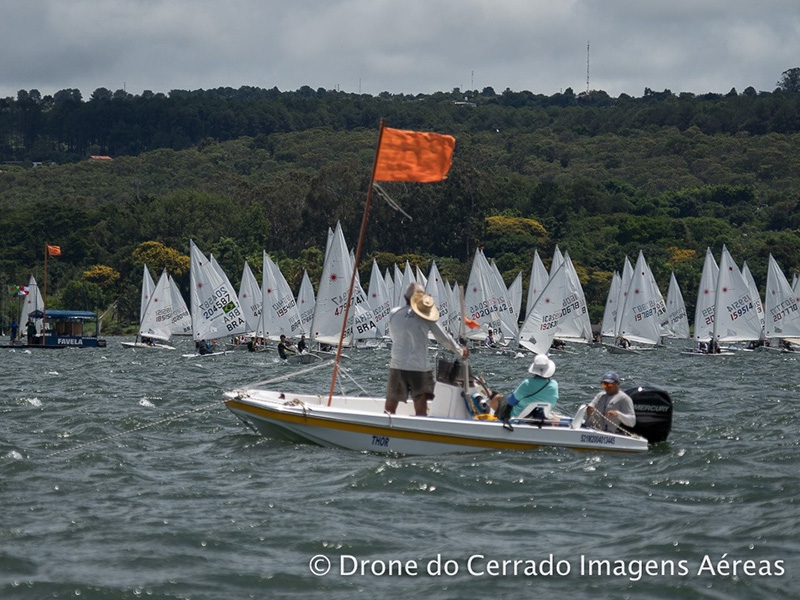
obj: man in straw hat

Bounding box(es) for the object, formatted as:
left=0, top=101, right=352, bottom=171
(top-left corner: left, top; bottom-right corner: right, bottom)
left=483, top=353, right=559, bottom=420
left=386, top=282, right=469, bottom=416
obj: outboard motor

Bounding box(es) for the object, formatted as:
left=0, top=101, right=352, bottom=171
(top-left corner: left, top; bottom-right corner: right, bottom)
left=625, top=385, right=672, bottom=443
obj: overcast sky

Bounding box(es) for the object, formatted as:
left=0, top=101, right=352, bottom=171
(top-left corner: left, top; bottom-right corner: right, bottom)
left=2, top=1, right=799, bottom=100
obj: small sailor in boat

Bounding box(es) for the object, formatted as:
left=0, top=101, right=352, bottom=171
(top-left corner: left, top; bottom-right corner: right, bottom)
left=615, top=336, right=630, bottom=348
left=196, top=339, right=212, bottom=355
left=297, top=334, right=307, bottom=353
left=277, top=334, right=295, bottom=359
left=586, top=371, right=636, bottom=433
left=385, top=283, right=468, bottom=417
left=484, top=329, right=498, bottom=348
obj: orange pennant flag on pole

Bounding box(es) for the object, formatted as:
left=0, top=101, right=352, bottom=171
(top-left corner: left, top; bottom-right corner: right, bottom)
left=373, top=127, right=455, bottom=183
left=464, top=316, right=481, bottom=330
left=47, top=245, right=61, bottom=257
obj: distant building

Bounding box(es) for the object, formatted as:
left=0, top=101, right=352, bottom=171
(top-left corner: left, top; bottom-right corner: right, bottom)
left=89, top=155, right=113, bottom=161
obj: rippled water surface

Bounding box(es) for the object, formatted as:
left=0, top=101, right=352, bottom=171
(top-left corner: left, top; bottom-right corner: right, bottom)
left=1, top=338, right=797, bottom=599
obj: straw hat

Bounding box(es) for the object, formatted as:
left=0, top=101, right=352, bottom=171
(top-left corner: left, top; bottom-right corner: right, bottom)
left=528, top=354, right=556, bottom=378
left=410, top=291, right=440, bottom=322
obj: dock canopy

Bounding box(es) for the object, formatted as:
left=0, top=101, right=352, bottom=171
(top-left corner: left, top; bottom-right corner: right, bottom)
left=29, top=310, right=98, bottom=320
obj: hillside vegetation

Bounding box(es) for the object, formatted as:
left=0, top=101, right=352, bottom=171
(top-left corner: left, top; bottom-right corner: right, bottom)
left=1, top=71, right=799, bottom=329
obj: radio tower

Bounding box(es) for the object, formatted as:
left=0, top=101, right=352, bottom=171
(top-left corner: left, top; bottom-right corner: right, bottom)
left=586, top=41, right=590, bottom=94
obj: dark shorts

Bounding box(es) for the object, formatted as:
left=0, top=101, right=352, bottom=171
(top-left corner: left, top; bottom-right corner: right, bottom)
left=386, top=369, right=435, bottom=402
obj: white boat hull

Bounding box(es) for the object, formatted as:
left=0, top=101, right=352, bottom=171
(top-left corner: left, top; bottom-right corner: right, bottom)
left=285, top=352, right=324, bottom=365
left=602, top=343, right=658, bottom=355
left=121, top=341, right=176, bottom=350
left=224, top=382, right=649, bottom=455
left=182, top=350, right=234, bottom=358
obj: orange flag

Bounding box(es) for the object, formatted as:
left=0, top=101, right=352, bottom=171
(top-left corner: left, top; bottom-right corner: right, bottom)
left=47, top=244, right=61, bottom=257
left=464, top=316, right=481, bottom=330
left=374, top=127, right=455, bottom=183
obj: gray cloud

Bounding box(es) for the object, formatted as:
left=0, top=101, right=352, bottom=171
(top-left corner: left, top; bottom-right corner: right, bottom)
left=1, top=0, right=798, bottom=99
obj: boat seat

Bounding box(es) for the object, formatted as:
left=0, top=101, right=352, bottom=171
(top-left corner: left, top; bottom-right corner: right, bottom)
left=516, top=402, right=553, bottom=421
left=571, top=404, right=587, bottom=429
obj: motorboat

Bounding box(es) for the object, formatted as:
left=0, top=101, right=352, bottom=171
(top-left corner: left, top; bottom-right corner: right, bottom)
left=224, top=359, right=672, bottom=456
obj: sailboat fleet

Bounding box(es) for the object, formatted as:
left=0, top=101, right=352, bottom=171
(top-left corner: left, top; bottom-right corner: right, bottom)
left=117, top=231, right=797, bottom=358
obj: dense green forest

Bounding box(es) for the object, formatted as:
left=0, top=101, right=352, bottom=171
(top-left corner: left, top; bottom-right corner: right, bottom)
left=1, top=68, right=800, bottom=333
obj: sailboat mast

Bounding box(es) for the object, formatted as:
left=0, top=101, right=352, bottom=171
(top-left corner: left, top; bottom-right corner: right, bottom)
left=42, top=244, right=48, bottom=346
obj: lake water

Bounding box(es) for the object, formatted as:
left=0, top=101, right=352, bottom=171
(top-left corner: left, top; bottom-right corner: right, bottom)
left=1, top=338, right=797, bottom=599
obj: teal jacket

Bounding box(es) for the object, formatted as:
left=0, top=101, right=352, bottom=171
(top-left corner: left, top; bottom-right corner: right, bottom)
left=507, top=376, right=559, bottom=418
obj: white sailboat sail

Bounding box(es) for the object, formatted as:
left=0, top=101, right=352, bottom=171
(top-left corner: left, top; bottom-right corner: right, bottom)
left=741, top=261, right=765, bottom=337
left=693, top=248, right=719, bottom=343
left=238, top=260, right=263, bottom=335
left=525, top=249, right=549, bottom=320
left=487, top=256, right=518, bottom=342
left=396, top=261, right=416, bottom=306
left=665, top=272, right=690, bottom=339
left=392, top=264, right=404, bottom=307
left=643, top=256, right=669, bottom=337
left=550, top=246, right=564, bottom=277
left=507, top=271, right=523, bottom=330
left=601, top=271, right=621, bottom=338
left=518, top=261, right=568, bottom=355
left=415, top=266, right=427, bottom=289
left=139, top=269, right=174, bottom=343
left=449, top=282, right=464, bottom=337
left=296, top=270, right=316, bottom=336
left=554, top=252, right=593, bottom=344
left=189, top=240, right=246, bottom=342
left=613, top=257, right=634, bottom=338
left=712, top=246, right=763, bottom=344
left=21, top=275, right=44, bottom=335
left=367, top=260, right=392, bottom=337
left=384, top=268, right=395, bottom=310
left=616, top=251, right=662, bottom=345
left=310, top=222, right=355, bottom=346
left=169, top=276, right=192, bottom=336
left=140, top=264, right=156, bottom=324
left=463, top=248, right=503, bottom=341
left=424, top=260, right=452, bottom=334
left=764, top=254, right=800, bottom=341
left=350, top=261, right=381, bottom=342
left=260, top=252, right=302, bottom=340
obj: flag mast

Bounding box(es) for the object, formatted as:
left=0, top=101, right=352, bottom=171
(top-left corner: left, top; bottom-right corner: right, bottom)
left=42, top=243, right=48, bottom=346
left=326, top=119, right=387, bottom=404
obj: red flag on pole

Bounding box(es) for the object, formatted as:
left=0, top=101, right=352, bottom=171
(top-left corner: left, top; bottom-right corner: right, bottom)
left=373, top=127, right=455, bottom=183
left=47, top=245, right=61, bottom=257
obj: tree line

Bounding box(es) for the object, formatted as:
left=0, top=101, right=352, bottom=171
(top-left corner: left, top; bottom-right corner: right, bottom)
left=1, top=69, right=799, bottom=332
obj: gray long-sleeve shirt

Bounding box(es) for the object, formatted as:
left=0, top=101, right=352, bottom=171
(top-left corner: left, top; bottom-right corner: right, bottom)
left=588, top=390, right=636, bottom=432
left=388, top=306, right=462, bottom=372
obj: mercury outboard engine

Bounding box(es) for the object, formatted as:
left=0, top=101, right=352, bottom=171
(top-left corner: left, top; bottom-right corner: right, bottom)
left=625, top=385, right=672, bottom=444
